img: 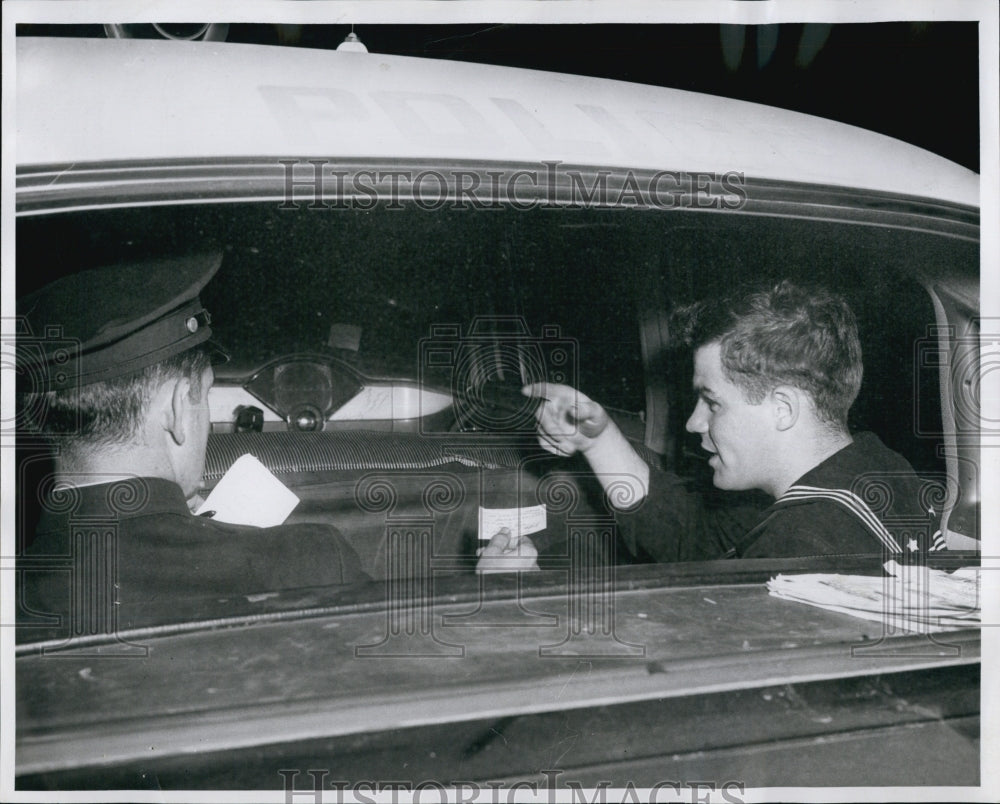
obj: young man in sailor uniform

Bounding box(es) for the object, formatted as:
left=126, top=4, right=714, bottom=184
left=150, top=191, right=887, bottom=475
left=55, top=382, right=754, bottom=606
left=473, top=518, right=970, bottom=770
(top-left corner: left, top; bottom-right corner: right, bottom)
left=478, top=281, right=943, bottom=571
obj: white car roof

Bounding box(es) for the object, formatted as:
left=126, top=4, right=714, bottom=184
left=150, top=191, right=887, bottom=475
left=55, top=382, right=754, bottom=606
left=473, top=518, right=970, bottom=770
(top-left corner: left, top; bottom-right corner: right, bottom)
left=16, top=37, right=978, bottom=208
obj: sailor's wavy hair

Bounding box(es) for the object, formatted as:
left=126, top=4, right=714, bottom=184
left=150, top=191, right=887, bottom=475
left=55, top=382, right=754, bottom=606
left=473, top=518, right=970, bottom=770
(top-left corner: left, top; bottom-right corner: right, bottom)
left=671, top=281, right=863, bottom=428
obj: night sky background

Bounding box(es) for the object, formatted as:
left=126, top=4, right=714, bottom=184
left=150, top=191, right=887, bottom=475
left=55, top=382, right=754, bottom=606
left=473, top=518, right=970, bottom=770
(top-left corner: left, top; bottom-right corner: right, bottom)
left=19, top=20, right=980, bottom=172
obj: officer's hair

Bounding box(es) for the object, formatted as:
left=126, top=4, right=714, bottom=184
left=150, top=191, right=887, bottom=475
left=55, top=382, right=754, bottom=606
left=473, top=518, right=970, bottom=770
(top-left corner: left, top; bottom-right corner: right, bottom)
left=23, top=347, right=211, bottom=456
left=671, top=281, right=863, bottom=428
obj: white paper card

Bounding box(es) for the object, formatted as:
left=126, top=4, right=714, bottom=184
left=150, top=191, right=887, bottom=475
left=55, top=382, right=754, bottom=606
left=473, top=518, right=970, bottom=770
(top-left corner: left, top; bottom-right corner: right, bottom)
left=478, top=505, right=547, bottom=541
left=195, top=453, right=299, bottom=528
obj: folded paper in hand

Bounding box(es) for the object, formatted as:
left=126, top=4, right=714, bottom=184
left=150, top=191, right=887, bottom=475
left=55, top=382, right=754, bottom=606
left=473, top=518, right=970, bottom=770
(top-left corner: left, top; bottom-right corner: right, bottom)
left=767, top=560, right=980, bottom=633
left=194, top=453, right=299, bottom=527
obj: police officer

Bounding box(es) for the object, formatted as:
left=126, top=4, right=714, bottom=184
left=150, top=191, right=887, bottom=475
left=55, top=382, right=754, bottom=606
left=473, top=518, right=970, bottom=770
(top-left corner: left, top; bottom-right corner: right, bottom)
left=17, top=252, right=367, bottom=634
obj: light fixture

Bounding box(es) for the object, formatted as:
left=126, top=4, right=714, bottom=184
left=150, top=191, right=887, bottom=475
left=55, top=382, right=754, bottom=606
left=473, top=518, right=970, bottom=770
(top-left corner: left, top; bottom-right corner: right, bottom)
left=336, top=31, right=369, bottom=53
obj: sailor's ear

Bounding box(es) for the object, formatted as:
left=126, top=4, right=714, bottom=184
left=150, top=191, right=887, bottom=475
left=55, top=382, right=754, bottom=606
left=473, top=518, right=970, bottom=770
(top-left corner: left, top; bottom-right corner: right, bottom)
left=771, top=386, right=800, bottom=432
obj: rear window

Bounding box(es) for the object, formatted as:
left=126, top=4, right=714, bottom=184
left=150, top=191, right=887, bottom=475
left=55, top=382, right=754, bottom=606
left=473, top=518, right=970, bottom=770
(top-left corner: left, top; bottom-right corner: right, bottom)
left=17, top=194, right=971, bottom=473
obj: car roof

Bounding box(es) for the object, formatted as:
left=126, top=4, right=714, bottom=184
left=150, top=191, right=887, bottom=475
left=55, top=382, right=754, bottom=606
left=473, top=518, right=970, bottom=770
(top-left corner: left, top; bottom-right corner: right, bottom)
left=17, top=37, right=978, bottom=208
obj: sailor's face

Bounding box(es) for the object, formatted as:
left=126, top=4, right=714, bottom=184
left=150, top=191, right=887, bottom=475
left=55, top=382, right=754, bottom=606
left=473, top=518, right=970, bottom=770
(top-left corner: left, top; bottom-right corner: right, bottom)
left=685, top=343, right=776, bottom=494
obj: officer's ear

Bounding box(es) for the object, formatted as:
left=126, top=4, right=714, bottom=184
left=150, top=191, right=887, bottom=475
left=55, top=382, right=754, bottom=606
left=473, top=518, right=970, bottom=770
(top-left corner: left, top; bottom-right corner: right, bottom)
left=163, top=375, right=193, bottom=447
left=771, top=386, right=799, bottom=432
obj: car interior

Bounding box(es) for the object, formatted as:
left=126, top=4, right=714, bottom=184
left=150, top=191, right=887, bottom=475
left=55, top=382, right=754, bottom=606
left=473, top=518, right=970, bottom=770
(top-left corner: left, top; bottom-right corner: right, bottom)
left=15, top=196, right=980, bottom=586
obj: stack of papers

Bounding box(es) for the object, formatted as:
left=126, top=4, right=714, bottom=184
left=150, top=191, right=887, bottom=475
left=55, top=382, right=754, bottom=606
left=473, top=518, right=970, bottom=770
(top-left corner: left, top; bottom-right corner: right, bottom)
left=767, top=560, right=980, bottom=633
